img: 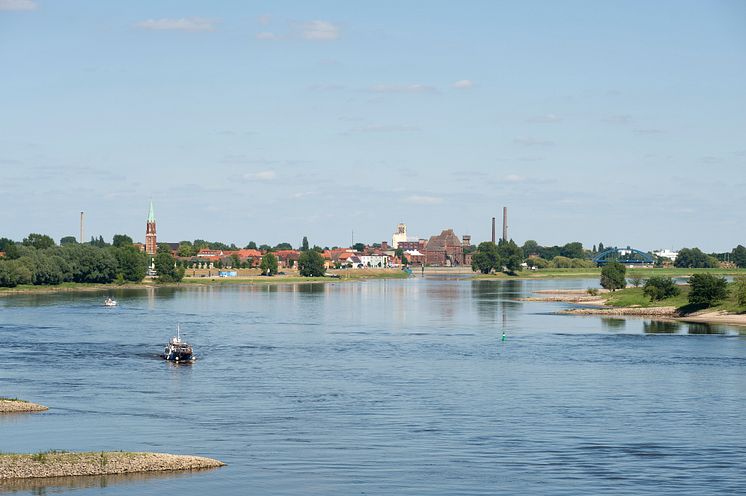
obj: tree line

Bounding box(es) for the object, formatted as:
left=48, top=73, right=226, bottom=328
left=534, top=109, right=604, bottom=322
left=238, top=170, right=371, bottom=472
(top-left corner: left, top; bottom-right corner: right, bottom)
left=0, top=233, right=185, bottom=287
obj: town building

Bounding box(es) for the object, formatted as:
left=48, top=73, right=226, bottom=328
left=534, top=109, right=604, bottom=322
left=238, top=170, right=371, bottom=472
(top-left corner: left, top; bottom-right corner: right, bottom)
left=145, top=201, right=156, bottom=255
left=652, top=249, right=678, bottom=261
left=423, top=229, right=466, bottom=266
left=391, top=223, right=421, bottom=249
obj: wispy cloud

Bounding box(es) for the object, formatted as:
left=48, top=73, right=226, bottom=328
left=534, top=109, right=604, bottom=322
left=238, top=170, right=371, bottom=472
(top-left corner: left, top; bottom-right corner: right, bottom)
left=0, top=0, right=37, bottom=11
left=633, top=128, right=664, bottom=135
left=369, top=84, right=437, bottom=94
left=404, top=195, right=443, bottom=205
left=258, top=14, right=271, bottom=25
left=603, top=114, right=632, bottom=125
left=136, top=17, right=217, bottom=32
left=526, top=113, right=561, bottom=124
left=244, top=170, right=276, bottom=181
left=256, top=32, right=282, bottom=40
left=344, top=124, right=420, bottom=134
left=503, top=174, right=526, bottom=183
left=451, top=79, right=474, bottom=89
left=513, top=137, right=555, bottom=147
left=301, top=20, right=340, bottom=41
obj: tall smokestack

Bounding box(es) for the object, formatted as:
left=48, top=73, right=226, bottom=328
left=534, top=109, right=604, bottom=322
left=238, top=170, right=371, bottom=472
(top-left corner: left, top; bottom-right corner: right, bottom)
left=491, top=217, right=496, bottom=244
left=79, top=211, right=84, bottom=243
left=502, top=207, right=508, bottom=242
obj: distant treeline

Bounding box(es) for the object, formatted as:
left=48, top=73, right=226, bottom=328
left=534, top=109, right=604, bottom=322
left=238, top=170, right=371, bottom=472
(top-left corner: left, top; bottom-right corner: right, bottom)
left=0, top=233, right=184, bottom=288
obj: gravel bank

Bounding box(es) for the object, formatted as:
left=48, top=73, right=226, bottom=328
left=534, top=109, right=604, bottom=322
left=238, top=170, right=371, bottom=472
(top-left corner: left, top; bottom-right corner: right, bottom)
left=0, top=400, right=48, bottom=413
left=0, top=452, right=224, bottom=480
left=561, top=306, right=678, bottom=316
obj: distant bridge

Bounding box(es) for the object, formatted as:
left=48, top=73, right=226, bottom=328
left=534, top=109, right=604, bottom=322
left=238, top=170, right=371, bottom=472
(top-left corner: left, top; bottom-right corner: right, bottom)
left=592, top=246, right=655, bottom=266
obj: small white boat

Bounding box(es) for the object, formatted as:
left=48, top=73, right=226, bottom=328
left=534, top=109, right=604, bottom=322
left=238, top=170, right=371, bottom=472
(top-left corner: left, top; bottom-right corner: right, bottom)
left=104, top=297, right=117, bottom=307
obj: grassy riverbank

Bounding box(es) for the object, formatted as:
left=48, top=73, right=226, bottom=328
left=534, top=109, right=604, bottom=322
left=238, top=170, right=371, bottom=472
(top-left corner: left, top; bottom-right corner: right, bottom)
left=0, top=451, right=224, bottom=480
left=0, top=269, right=409, bottom=295
left=476, top=267, right=746, bottom=280
left=604, top=285, right=746, bottom=314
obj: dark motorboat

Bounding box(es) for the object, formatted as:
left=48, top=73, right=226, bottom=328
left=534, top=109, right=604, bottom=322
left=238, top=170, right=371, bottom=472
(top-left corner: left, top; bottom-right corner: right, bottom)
left=160, top=325, right=195, bottom=363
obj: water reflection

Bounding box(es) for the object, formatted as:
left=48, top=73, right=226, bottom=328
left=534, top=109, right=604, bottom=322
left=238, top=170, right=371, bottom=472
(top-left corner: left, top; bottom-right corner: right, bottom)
left=643, top=320, right=681, bottom=334
left=601, top=318, right=627, bottom=330
left=0, top=467, right=219, bottom=494
left=470, top=280, right=523, bottom=323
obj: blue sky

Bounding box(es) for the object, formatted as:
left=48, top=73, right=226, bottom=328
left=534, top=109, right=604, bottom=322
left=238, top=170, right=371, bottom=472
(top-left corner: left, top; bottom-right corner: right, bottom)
left=1, top=0, right=744, bottom=251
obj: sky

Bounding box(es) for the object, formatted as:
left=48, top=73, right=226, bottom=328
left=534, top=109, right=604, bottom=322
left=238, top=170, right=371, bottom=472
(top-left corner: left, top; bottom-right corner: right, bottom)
left=1, top=0, right=745, bottom=252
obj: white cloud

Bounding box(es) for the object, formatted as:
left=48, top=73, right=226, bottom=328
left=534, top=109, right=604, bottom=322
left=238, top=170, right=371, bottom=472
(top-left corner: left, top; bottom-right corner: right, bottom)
left=369, top=84, right=437, bottom=94
left=513, top=137, right=555, bottom=147
left=527, top=113, right=561, bottom=123
left=244, top=170, right=276, bottom=181
left=256, top=32, right=282, bottom=40
left=404, top=195, right=443, bottom=205
left=135, top=17, right=217, bottom=32
left=301, top=20, right=340, bottom=40
left=504, top=174, right=526, bottom=183
left=451, top=79, right=474, bottom=89
left=0, top=0, right=37, bottom=10
left=258, top=14, right=271, bottom=25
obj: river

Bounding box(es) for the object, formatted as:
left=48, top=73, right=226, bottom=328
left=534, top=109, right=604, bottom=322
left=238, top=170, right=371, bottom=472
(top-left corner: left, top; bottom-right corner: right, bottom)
left=1, top=277, right=745, bottom=495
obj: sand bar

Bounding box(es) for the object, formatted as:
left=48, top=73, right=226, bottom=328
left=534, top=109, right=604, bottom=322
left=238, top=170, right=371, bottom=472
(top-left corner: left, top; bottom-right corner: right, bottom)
left=0, top=399, right=48, bottom=413
left=0, top=452, right=224, bottom=480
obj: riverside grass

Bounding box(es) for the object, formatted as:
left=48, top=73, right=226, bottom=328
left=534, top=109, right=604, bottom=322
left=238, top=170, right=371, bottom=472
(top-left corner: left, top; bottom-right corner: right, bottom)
left=0, top=451, right=224, bottom=480
left=475, top=267, right=746, bottom=280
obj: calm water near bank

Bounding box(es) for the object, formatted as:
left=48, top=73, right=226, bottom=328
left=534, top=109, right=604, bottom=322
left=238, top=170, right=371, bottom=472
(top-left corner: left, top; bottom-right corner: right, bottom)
left=1, top=277, right=745, bottom=495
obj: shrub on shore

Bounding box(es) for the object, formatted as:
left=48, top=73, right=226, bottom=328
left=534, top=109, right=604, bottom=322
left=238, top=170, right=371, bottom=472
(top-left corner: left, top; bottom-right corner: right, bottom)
left=643, top=276, right=680, bottom=301
left=688, top=273, right=728, bottom=307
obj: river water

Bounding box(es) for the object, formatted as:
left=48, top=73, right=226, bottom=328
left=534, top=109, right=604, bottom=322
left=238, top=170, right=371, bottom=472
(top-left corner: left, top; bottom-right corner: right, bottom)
left=1, top=277, right=745, bottom=495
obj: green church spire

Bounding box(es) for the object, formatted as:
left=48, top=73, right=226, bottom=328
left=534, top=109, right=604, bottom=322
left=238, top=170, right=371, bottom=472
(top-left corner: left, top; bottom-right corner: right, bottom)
left=148, top=201, right=155, bottom=223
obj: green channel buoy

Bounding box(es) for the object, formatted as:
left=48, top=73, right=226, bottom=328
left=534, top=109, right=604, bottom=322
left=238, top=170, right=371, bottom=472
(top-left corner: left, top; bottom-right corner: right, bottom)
left=501, top=331, right=506, bottom=342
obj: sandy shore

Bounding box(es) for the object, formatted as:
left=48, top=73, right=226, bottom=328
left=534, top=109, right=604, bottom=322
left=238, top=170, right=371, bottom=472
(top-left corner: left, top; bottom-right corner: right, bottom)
left=0, top=399, right=48, bottom=413
left=0, top=452, right=224, bottom=480
left=520, top=289, right=608, bottom=305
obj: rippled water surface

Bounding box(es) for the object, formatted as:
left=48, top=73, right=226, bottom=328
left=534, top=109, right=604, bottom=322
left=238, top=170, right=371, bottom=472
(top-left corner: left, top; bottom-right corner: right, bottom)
left=2, top=278, right=746, bottom=495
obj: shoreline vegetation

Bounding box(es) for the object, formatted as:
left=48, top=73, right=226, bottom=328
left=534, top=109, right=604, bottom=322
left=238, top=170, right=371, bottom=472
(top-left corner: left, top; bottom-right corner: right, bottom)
left=0, top=398, right=48, bottom=413
left=0, top=451, right=224, bottom=480
left=522, top=286, right=746, bottom=328
left=0, top=269, right=409, bottom=296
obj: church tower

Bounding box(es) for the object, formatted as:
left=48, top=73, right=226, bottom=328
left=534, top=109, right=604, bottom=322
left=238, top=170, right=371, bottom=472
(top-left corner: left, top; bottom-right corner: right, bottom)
left=145, top=201, right=157, bottom=255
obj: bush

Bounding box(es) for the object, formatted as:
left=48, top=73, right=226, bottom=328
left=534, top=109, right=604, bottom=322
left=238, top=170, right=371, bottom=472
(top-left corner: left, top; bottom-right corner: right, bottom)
left=260, top=253, right=278, bottom=275
left=643, top=276, right=680, bottom=301
left=688, top=273, right=728, bottom=306
left=600, top=262, right=626, bottom=291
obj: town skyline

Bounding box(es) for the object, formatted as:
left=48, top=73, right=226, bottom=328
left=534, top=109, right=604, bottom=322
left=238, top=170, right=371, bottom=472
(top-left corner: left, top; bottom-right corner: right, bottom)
left=2, top=1, right=745, bottom=251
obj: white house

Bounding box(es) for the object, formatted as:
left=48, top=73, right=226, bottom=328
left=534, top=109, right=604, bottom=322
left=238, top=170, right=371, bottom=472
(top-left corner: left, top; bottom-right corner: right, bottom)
left=652, top=249, right=678, bottom=261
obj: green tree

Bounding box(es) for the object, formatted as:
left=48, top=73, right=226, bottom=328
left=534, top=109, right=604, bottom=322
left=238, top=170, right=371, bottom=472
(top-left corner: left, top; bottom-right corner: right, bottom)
left=688, top=273, right=728, bottom=306
left=298, top=250, right=325, bottom=277
left=352, top=243, right=366, bottom=252
left=600, top=262, right=626, bottom=291
left=521, top=240, right=540, bottom=258
left=112, top=234, right=133, bottom=247
left=732, top=245, right=746, bottom=268
left=471, top=242, right=500, bottom=274
left=598, top=242, right=605, bottom=253
left=22, top=233, right=55, bottom=250
left=157, top=243, right=173, bottom=254
left=0, top=260, right=33, bottom=287
left=498, top=239, right=523, bottom=274
left=245, top=241, right=257, bottom=250
left=113, top=246, right=147, bottom=282
left=60, top=236, right=78, bottom=245
left=675, top=247, right=716, bottom=268
left=230, top=253, right=241, bottom=268
left=89, top=235, right=109, bottom=248
left=275, top=242, right=293, bottom=250
left=260, top=253, right=278, bottom=275
left=61, top=244, right=117, bottom=283
left=178, top=242, right=195, bottom=258
left=551, top=256, right=573, bottom=268
left=643, top=276, right=680, bottom=301
left=154, top=252, right=184, bottom=282
left=301, top=236, right=309, bottom=251
left=733, top=277, right=746, bottom=307
left=560, top=242, right=584, bottom=260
